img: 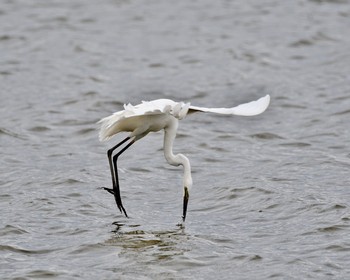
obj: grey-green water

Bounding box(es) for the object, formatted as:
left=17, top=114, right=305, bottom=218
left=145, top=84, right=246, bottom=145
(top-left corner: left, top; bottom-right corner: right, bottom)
left=1, top=0, right=350, bottom=279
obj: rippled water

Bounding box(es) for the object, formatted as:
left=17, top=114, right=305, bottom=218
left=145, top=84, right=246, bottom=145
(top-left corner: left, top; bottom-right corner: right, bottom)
left=1, top=0, right=350, bottom=279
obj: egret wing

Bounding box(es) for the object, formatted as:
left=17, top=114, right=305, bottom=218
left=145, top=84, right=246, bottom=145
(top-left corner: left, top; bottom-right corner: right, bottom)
left=98, top=99, right=190, bottom=141
left=99, top=99, right=175, bottom=128
left=189, top=94, right=270, bottom=116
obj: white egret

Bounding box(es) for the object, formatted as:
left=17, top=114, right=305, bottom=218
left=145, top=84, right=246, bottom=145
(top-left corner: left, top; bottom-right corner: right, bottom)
left=98, top=95, right=270, bottom=222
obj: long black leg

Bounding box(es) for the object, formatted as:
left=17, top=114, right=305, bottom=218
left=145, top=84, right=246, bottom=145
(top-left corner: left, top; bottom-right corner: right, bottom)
left=107, top=137, right=131, bottom=186
left=112, top=140, right=135, bottom=217
left=102, top=136, right=133, bottom=215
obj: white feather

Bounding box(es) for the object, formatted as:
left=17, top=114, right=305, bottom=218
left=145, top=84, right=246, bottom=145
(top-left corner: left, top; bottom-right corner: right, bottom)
left=98, top=99, right=190, bottom=141
left=189, top=95, right=270, bottom=116
left=98, top=95, right=270, bottom=141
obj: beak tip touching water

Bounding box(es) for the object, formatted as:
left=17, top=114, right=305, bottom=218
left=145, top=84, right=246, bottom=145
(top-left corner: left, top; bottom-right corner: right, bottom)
left=182, top=187, right=190, bottom=223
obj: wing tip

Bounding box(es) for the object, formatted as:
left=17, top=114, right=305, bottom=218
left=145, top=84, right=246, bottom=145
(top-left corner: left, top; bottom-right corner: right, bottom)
left=240, top=94, right=270, bottom=116
left=260, top=94, right=271, bottom=112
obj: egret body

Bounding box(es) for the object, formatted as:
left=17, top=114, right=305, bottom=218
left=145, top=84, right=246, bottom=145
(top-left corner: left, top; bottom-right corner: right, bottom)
left=98, top=95, right=270, bottom=222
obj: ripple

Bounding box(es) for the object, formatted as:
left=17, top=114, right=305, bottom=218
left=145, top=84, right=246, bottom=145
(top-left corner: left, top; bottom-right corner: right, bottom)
left=289, top=39, right=314, bottom=47
left=28, top=126, right=51, bottom=132
left=289, top=32, right=338, bottom=48
left=325, top=244, right=350, bottom=252
left=194, top=185, right=275, bottom=215
left=129, top=167, right=152, bottom=173
left=280, top=103, right=307, bottom=109
left=309, top=0, right=348, bottom=3
left=81, top=90, right=98, bottom=97
left=68, top=243, right=105, bottom=255
left=249, top=132, right=284, bottom=140
left=0, top=127, right=26, bottom=139
left=149, top=63, right=166, bottom=68
left=0, top=35, right=11, bottom=41
left=279, top=142, right=311, bottom=147
left=53, top=119, right=93, bottom=126
left=0, top=225, right=28, bottom=236
left=0, top=70, right=12, bottom=76
left=0, top=194, right=12, bottom=201
left=105, top=226, right=190, bottom=264
left=318, top=203, right=347, bottom=213
left=90, top=75, right=110, bottom=83
left=26, top=270, right=60, bottom=278
left=270, top=177, right=298, bottom=182
left=317, top=225, right=347, bottom=233
left=0, top=244, right=54, bottom=255
left=75, top=128, right=95, bottom=135
left=331, top=109, right=350, bottom=116
left=52, top=178, right=83, bottom=186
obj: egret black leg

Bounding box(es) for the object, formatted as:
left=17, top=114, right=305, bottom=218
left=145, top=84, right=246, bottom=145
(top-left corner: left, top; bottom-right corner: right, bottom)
left=112, top=140, right=135, bottom=217
left=108, top=137, right=131, bottom=186
left=102, top=136, right=133, bottom=216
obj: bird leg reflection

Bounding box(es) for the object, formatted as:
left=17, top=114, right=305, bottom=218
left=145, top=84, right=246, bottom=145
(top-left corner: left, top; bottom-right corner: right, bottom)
left=103, top=136, right=135, bottom=218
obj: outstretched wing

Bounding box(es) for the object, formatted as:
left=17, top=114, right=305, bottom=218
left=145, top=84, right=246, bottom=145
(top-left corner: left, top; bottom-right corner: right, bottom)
left=189, top=95, right=270, bottom=116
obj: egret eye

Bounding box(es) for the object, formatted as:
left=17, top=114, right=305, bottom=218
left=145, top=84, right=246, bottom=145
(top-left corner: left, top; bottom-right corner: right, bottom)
left=178, top=103, right=190, bottom=119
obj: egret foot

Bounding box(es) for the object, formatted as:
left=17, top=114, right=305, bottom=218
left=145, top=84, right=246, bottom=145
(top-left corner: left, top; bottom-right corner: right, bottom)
left=101, top=187, right=128, bottom=218
left=176, top=221, right=185, bottom=229
left=102, top=187, right=115, bottom=195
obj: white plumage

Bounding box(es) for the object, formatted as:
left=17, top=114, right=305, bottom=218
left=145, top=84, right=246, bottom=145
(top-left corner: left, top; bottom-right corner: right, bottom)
left=98, top=94, right=270, bottom=222
left=99, top=95, right=270, bottom=141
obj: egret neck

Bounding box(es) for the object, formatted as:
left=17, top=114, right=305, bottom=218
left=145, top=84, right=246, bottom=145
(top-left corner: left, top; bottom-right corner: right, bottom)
left=163, top=117, right=192, bottom=221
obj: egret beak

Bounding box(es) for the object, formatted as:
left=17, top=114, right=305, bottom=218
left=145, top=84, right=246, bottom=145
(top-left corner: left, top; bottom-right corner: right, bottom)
left=182, top=187, right=189, bottom=222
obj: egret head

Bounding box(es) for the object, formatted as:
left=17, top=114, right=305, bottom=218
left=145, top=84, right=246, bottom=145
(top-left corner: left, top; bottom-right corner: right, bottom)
left=171, top=102, right=190, bottom=120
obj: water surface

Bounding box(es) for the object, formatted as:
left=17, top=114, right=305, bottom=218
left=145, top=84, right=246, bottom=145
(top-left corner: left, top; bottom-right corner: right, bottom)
left=1, top=0, right=350, bottom=279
